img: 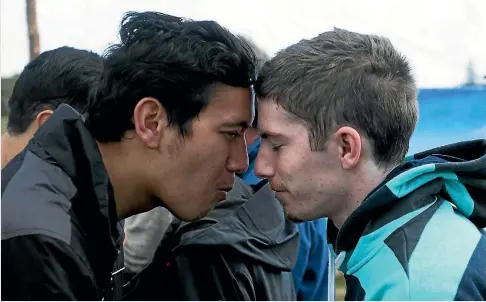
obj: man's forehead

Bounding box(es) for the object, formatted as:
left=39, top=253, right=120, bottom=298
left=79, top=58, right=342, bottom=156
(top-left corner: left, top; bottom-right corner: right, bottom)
left=202, top=83, right=254, bottom=125
left=257, top=101, right=306, bottom=137
left=257, top=115, right=288, bottom=138
left=221, top=120, right=250, bottom=128
left=257, top=100, right=295, bottom=118
left=258, top=100, right=292, bottom=122
left=212, top=106, right=253, bottom=130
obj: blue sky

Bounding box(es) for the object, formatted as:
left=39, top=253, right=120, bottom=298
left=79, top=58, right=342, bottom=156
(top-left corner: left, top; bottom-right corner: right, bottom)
left=1, top=0, right=485, bottom=87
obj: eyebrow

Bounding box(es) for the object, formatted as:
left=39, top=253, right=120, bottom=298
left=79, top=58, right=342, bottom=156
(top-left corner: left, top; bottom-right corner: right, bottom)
left=221, top=121, right=250, bottom=128
left=259, top=130, right=285, bottom=139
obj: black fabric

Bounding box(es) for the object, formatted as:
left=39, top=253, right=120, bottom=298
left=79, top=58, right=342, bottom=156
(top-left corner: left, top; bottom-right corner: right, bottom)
left=384, top=197, right=443, bottom=277
left=413, top=140, right=486, bottom=229
left=124, top=179, right=298, bottom=301
left=1, top=234, right=99, bottom=300
left=412, top=139, right=486, bottom=162
left=1, top=104, right=123, bottom=300
left=454, top=235, right=486, bottom=301
left=344, top=274, right=366, bottom=301
left=462, top=179, right=486, bottom=228
left=331, top=155, right=447, bottom=252
left=126, top=245, right=262, bottom=301
left=361, top=179, right=442, bottom=237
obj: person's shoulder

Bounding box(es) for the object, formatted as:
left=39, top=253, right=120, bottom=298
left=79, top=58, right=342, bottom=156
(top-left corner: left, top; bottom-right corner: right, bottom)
left=1, top=148, right=27, bottom=189
left=2, top=233, right=76, bottom=257
left=2, top=150, right=75, bottom=244
left=380, top=201, right=484, bottom=299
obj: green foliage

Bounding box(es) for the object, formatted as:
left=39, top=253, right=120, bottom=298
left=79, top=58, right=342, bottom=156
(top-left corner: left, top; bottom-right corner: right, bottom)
left=1, top=75, right=19, bottom=116
left=1, top=117, right=7, bottom=133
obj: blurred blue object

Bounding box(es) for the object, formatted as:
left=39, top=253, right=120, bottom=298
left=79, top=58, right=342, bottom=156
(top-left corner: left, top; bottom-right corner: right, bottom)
left=409, top=86, right=486, bottom=155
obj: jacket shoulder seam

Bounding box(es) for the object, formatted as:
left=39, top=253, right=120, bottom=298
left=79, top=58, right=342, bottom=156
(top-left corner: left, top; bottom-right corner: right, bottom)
left=2, top=227, right=70, bottom=244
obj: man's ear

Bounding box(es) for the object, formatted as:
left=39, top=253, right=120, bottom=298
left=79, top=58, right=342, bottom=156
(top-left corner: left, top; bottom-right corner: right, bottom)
left=35, top=109, right=54, bottom=129
left=133, top=97, right=167, bottom=149
left=332, top=126, right=362, bottom=170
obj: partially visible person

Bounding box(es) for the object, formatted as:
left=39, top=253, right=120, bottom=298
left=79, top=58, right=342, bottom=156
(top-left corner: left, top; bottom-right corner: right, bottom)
left=2, top=11, right=257, bottom=300
left=123, top=35, right=298, bottom=301
left=1, top=46, right=102, bottom=169
left=1, top=46, right=126, bottom=300
left=255, top=28, right=486, bottom=300
left=238, top=36, right=330, bottom=301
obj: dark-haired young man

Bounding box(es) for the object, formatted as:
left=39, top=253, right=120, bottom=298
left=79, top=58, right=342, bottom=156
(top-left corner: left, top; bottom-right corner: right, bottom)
left=122, top=36, right=298, bottom=301
left=2, top=11, right=257, bottom=300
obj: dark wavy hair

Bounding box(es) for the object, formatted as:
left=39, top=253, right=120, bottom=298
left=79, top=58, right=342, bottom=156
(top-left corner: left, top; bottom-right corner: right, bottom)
left=86, top=11, right=257, bottom=142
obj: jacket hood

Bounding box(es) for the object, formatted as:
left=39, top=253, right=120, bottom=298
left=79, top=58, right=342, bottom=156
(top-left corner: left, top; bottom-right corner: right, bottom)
left=166, top=178, right=299, bottom=270
left=330, top=139, right=486, bottom=252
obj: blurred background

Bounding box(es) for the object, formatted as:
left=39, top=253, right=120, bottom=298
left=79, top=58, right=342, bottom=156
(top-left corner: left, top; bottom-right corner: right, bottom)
left=1, top=0, right=485, bottom=299
left=1, top=0, right=485, bottom=149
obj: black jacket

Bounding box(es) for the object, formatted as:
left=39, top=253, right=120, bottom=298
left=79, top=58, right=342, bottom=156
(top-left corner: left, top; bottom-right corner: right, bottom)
left=1, top=104, right=124, bottom=300
left=124, top=179, right=299, bottom=301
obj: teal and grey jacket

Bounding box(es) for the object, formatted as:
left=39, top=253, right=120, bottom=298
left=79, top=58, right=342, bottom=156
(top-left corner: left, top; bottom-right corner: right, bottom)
left=327, top=139, right=486, bottom=301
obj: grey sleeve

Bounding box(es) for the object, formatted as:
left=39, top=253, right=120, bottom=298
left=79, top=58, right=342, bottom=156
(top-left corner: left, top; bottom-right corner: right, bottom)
left=123, top=207, right=173, bottom=273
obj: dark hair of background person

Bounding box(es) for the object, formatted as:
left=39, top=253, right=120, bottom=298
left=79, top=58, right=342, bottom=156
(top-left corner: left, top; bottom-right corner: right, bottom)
left=6, top=46, right=103, bottom=135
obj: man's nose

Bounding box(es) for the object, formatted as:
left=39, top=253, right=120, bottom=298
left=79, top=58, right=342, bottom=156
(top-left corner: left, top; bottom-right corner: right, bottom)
left=254, top=147, right=275, bottom=179
left=226, top=138, right=249, bottom=174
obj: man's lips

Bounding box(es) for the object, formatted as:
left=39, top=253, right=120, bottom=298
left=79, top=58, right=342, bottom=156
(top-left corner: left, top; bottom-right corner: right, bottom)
left=271, top=186, right=287, bottom=193
left=270, top=182, right=286, bottom=193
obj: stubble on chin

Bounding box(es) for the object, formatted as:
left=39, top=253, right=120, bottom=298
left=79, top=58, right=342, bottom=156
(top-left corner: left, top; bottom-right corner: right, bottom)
left=284, top=210, right=305, bottom=223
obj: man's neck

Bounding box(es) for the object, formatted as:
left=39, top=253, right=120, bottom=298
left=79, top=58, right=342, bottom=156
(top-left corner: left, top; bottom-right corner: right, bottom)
left=1, top=133, right=29, bottom=168
left=331, top=164, right=392, bottom=230
left=97, top=142, right=150, bottom=220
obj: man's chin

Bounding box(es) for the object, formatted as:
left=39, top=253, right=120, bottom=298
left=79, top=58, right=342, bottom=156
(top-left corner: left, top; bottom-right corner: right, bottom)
left=172, top=210, right=207, bottom=222
left=182, top=200, right=220, bottom=222
left=150, top=194, right=218, bottom=222
left=284, top=210, right=305, bottom=223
